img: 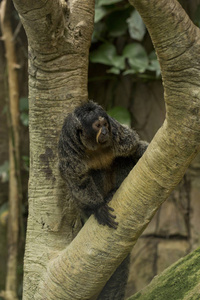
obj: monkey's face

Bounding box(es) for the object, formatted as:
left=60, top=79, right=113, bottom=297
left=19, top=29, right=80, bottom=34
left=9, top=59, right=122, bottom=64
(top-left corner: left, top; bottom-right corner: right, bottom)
left=92, top=117, right=110, bottom=144
left=79, top=116, right=111, bottom=151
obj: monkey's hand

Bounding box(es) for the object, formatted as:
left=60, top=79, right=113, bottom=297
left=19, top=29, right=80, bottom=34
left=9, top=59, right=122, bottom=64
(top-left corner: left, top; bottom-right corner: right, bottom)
left=95, top=204, right=118, bottom=229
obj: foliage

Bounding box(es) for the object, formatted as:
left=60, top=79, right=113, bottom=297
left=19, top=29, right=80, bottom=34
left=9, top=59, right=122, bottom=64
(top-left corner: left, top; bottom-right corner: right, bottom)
left=19, top=97, right=29, bottom=126
left=127, top=10, right=146, bottom=41
left=22, top=156, right=29, bottom=171
left=194, top=4, right=200, bottom=27
left=107, top=106, right=131, bottom=127
left=90, top=0, right=161, bottom=78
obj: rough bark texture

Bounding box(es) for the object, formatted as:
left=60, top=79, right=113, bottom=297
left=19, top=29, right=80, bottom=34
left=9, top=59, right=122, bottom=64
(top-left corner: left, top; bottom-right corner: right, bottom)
left=12, top=0, right=200, bottom=299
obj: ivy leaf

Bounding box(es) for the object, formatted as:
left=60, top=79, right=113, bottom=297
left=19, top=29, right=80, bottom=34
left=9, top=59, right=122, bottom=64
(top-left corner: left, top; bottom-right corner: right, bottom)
left=105, top=8, right=131, bottom=37
left=92, top=22, right=107, bottom=42
left=107, top=67, right=121, bottom=74
left=123, top=43, right=149, bottom=73
left=127, top=10, right=146, bottom=41
left=95, top=6, right=109, bottom=22
left=20, top=112, right=29, bottom=126
left=147, top=51, right=161, bottom=77
left=90, top=43, right=125, bottom=70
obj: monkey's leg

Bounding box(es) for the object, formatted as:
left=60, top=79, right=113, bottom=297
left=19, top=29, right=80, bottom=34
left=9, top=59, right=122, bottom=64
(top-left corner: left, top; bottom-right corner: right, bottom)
left=97, top=254, right=130, bottom=300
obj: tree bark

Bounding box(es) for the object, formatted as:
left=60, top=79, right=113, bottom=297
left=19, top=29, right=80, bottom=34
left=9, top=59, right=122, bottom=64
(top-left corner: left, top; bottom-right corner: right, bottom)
left=12, top=0, right=200, bottom=299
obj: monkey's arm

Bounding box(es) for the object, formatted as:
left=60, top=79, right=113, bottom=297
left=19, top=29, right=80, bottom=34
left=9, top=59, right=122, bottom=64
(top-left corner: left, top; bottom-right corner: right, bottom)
left=59, top=157, right=118, bottom=229
left=109, top=117, right=148, bottom=157
left=134, top=140, right=149, bottom=163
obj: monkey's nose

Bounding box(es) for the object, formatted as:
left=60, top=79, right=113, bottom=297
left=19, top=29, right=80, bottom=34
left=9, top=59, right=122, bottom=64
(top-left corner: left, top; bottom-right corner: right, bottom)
left=101, top=127, right=107, bottom=135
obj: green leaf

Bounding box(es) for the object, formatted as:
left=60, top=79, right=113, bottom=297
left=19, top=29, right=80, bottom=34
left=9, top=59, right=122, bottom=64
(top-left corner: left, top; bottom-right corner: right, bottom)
left=22, top=156, right=29, bottom=171
left=111, top=55, right=125, bottom=69
left=0, top=161, right=9, bottom=183
left=194, top=4, right=200, bottom=27
left=19, top=97, right=29, bottom=112
left=127, top=10, right=146, bottom=41
left=123, top=43, right=149, bottom=72
left=107, top=67, right=121, bottom=74
left=20, top=112, right=29, bottom=126
left=97, top=0, right=123, bottom=5
left=90, top=43, right=116, bottom=65
left=147, top=51, right=161, bottom=77
left=147, top=60, right=161, bottom=77
left=95, top=6, right=109, bottom=22
left=90, top=43, right=125, bottom=70
left=92, top=22, right=107, bottom=42
left=107, top=106, right=131, bottom=127
left=105, top=8, right=131, bottom=37
left=123, top=69, right=137, bottom=75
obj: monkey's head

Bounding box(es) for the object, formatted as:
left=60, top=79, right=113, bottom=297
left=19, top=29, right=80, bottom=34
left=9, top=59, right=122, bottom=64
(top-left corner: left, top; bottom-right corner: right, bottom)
left=74, top=101, right=112, bottom=151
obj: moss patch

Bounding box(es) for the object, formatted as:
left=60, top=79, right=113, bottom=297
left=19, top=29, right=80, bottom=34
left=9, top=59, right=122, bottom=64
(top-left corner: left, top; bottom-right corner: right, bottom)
left=128, top=248, right=200, bottom=300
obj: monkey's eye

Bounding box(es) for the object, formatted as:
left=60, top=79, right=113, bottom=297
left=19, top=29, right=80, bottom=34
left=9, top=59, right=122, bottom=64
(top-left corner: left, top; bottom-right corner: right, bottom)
left=93, top=121, right=101, bottom=130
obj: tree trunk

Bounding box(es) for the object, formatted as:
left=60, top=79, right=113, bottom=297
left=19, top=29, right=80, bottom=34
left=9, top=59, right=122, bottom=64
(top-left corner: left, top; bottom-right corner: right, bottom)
left=11, top=0, right=95, bottom=299
left=12, top=0, right=200, bottom=299
left=0, top=0, right=21, bottom=299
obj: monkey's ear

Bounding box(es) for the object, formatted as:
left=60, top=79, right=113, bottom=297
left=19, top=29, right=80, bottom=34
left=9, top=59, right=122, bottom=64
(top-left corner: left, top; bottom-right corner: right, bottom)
left=61, top=113, right=82, bottom=139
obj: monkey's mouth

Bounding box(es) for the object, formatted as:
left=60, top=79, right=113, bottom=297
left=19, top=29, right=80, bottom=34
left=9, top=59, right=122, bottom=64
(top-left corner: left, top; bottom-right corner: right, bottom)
left=98, top=136, right=109, bottom=144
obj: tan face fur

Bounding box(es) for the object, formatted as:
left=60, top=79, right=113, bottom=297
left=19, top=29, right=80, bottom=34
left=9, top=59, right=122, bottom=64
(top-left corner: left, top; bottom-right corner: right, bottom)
left=92, top=117, right=109, bottom=144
